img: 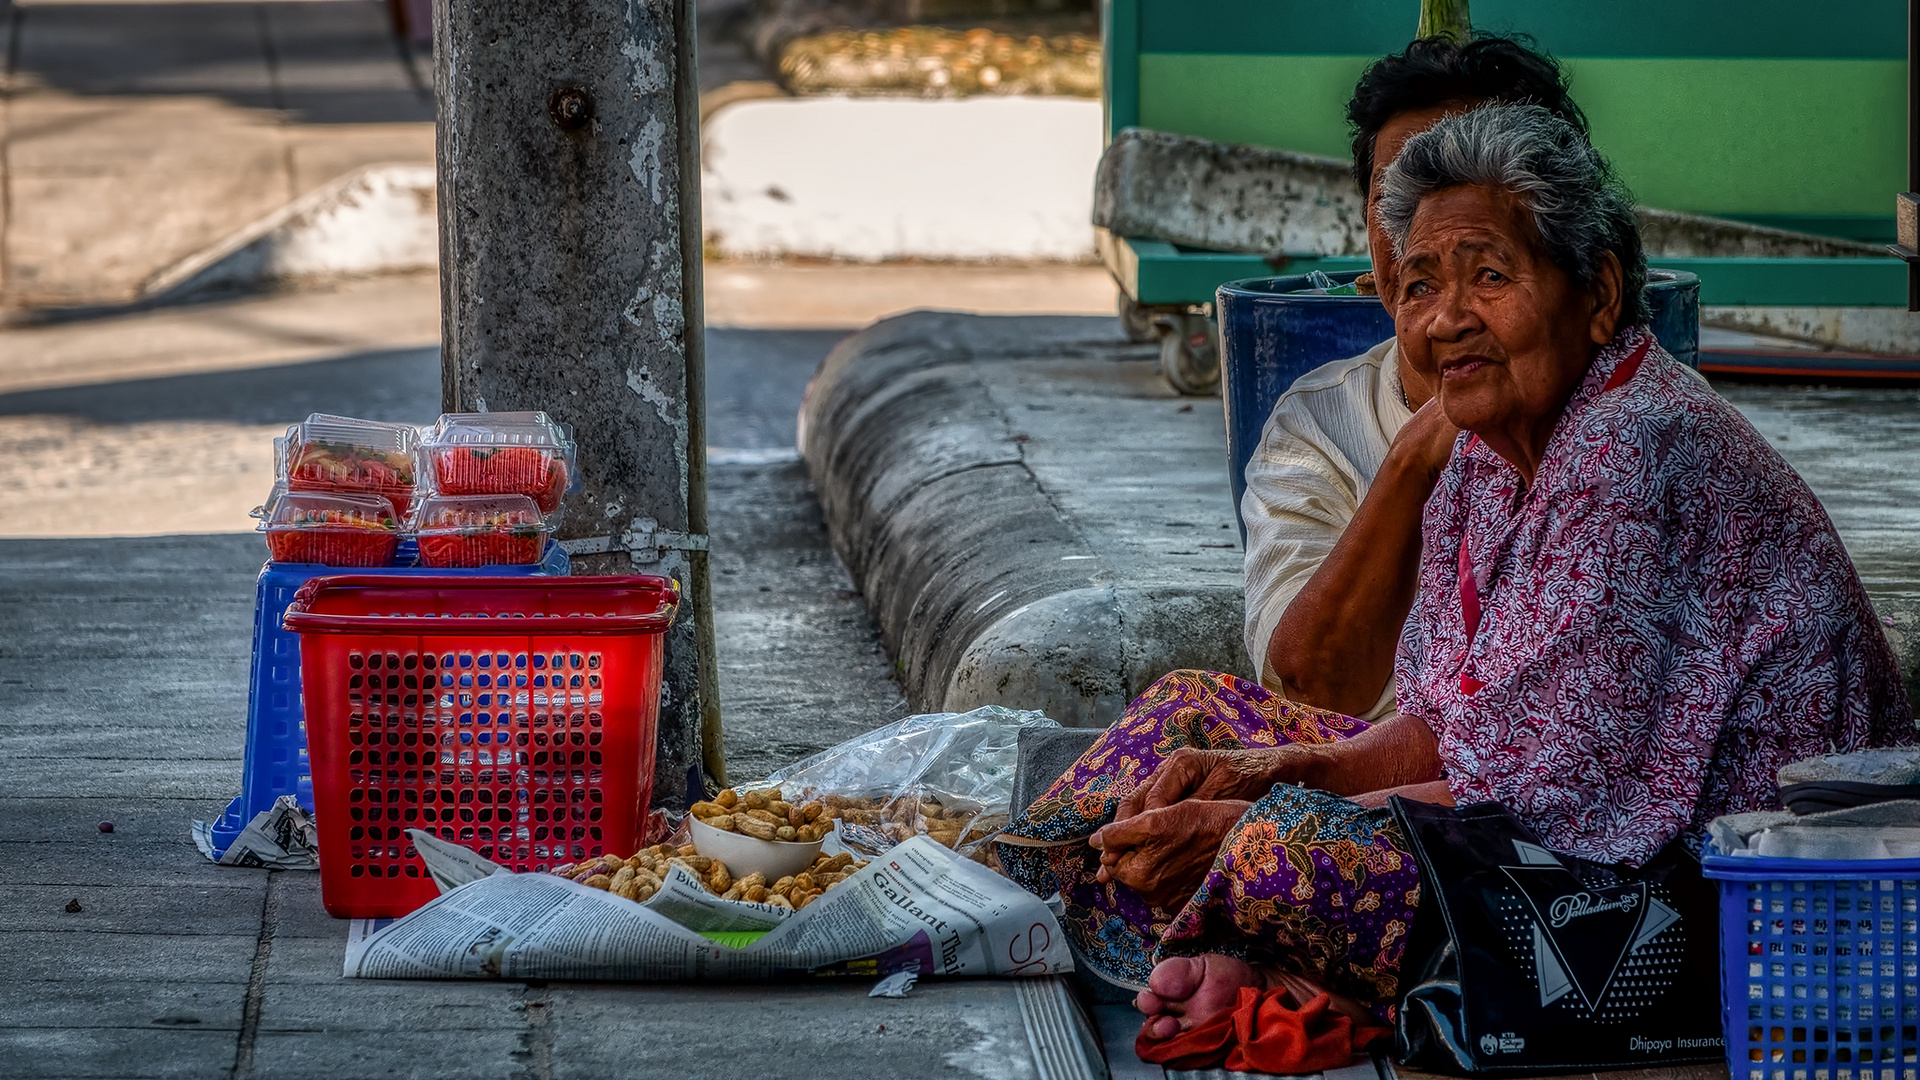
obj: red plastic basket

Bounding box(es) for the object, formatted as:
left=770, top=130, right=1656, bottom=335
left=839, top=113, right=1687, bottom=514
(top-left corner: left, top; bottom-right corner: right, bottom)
left=284, top=575, right=677, bottom=917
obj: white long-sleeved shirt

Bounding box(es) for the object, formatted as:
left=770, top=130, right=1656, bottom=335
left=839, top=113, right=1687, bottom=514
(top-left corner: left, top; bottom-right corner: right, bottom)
left=1239, top=338, right=1411, bottom=721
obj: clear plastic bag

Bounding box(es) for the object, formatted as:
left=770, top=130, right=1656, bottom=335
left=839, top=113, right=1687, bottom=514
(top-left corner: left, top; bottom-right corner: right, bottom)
left=750, top=705, right=1059, bottom=863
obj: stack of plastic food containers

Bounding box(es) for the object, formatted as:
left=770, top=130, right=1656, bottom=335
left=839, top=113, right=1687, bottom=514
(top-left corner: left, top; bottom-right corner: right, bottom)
left=254, top=410, right=579, bottom=569
left=207, top=411, right=579, bottom=862
left=412, top=412, right=576, bottom=567
left=420, top=412, right=575, bottom=517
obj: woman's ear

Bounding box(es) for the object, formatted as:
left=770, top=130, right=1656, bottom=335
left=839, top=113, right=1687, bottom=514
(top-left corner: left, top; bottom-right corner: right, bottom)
left=1588, top=252, right=1624, bottom=345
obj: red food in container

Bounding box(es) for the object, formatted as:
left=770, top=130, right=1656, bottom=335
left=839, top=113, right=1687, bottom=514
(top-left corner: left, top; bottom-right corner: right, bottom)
left=261, top=492, right=401, bottom=567
left=421, top=412, right=574, bottom=516
left=282, top=414, right=420, bottom=516
left=412, top=494, right=550, bottom=568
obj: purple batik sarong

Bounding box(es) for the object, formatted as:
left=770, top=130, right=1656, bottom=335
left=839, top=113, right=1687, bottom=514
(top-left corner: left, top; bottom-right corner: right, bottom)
left=996, top=670, right=1421, bottom=1018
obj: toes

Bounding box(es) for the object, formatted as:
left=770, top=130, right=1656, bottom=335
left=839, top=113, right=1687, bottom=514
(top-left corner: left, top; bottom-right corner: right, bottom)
left=1141, top=1014, right=1183, bottom=1041
left=1147, top=954, right=1207, bottom=1002
left=1134, top=989, right=1165, bottom=1015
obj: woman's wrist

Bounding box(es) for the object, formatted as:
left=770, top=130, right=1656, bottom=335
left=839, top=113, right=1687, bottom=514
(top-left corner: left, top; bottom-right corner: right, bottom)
left=1259, top=742, right=1341, bottom=794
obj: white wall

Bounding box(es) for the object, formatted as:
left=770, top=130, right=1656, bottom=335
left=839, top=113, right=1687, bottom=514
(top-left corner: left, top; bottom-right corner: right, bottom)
left=701, top=96, right=1104, bottom=262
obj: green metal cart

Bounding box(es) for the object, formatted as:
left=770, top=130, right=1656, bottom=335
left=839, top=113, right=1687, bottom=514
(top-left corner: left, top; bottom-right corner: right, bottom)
left=1099, top=0, right=1912, bottom=383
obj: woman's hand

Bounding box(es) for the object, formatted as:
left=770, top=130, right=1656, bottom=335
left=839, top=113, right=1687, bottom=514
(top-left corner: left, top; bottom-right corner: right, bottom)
left=1114, top=747, right=1323, bottom=823
left=1391, top=395, right=1463, bottom=484
left=1091, top=799, right=1251, bottom=911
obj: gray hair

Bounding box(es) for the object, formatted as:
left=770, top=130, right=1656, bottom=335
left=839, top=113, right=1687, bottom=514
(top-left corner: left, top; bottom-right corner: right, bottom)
left=1374, top=103, right=1649, bottom=326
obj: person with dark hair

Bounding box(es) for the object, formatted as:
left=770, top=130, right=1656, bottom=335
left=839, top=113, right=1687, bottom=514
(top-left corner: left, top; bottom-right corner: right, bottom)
left=994, top=35, right=1598, bottom=998
left=999, top=102, right=1908, bottom=1062
left=1242, top=34, right=1591, bottom=724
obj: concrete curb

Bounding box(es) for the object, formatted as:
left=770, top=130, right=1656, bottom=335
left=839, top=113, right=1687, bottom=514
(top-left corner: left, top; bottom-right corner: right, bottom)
left=141, top=164, right=437, bottom=301
left=799, top=311, right=1249, bottom=726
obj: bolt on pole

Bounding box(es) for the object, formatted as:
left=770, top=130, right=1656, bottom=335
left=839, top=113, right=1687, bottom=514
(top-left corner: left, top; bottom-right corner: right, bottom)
left=433, top=0, right=724, bottom=805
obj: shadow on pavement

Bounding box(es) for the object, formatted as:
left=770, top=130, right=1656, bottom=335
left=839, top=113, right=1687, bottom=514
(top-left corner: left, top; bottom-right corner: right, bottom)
left=10, top=0, right=433, bottom=125
left=0, top=327, right=855, bottom=446
left=0, top=346, right=442, bottom=426
left=705, top=326, right=853, bottom=449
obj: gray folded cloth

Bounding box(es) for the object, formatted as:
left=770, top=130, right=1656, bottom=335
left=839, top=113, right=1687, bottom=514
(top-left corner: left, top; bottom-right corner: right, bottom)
left=1711, top=800, right=1920, bottom=858
left=1778, top=748, right=1920, bottom=788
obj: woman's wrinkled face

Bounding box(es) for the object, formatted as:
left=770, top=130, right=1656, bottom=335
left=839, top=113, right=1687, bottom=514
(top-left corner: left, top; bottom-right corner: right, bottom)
left=1389, top=184, right=1614, bottom=444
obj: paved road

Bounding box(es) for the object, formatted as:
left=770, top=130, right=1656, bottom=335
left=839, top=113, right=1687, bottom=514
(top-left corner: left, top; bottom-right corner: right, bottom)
left=2, top=0, right=435, bottom=308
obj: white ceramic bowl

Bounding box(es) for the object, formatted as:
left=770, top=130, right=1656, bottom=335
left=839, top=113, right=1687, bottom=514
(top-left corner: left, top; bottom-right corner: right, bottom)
left=689, top=816, right=823, bottom=881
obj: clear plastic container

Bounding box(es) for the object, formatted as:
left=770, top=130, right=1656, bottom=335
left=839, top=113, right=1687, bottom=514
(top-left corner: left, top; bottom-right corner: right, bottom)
left=261, top=491, right=402, bottom=567
left=282, top=414, right=420, bottom=515
left=420, top=412, right=574, bottom=516
left=412, top=494, right=551, bottom=568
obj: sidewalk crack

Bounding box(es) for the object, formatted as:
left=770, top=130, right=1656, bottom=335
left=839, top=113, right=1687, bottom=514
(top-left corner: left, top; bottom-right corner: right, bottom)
left=229, top=869, right=282, bottom=1080
left=514, top=983, right=555, bottom=1080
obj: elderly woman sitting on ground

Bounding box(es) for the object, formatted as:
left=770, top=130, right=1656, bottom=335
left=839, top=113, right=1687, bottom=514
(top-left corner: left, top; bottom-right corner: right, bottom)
left=996, top=103, right=1912, bottom=1038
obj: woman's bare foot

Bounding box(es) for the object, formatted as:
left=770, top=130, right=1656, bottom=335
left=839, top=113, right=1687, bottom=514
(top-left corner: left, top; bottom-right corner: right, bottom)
left=1133, top=953, right=1264, bottom=1040
left=1134, top=956, right=1379, bottom=1041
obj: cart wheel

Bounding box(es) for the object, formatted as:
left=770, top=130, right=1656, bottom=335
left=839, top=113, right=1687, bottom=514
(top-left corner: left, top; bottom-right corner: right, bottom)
left=1154, top=313, right=1220, bottom=396
left=1118, top=293, right=1157, bottom=344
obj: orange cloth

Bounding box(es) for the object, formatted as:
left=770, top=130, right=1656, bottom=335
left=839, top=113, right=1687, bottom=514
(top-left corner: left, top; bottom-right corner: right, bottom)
left=1135, top=987, right=1389, bottom=1073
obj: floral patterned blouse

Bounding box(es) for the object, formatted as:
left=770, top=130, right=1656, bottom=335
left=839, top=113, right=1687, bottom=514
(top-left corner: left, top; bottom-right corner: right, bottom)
left=1396, top=327, right=1912, bottom=866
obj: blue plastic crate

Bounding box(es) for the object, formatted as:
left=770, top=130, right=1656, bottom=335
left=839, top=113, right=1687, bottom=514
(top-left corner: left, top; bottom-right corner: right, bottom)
left=203, top=539, right=569, bottom=859
left=1703, top=850, right=1920, bottom=1080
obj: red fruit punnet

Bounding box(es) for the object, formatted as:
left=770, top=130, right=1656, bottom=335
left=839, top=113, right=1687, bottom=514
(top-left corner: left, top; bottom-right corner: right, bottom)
left=266, top=528, right=400, bottom=567
left=285, top=476, right=414, bottom=516
left=416, top=531, right=544, bottom=568
left=430, top=447, right=567, bottom=514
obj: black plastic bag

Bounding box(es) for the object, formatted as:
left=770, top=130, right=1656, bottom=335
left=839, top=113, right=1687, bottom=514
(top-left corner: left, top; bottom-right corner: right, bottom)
left=1389, top=798, right=1725, bottom=1075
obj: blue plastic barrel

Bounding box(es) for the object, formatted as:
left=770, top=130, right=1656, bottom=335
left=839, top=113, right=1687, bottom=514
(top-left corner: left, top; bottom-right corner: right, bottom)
left=1217, top=268, right=1700, bottom=539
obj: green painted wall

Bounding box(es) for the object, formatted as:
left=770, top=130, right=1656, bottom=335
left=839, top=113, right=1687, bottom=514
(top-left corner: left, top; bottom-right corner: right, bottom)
left=1569, top=58, right=1904, bottom=218
left=1136, top=53, right=1904, bottom=221
left=1137, top=54, right=1372, bottom=160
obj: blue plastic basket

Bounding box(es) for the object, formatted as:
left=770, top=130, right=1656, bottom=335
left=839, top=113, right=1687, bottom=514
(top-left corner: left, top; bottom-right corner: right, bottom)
left=1702, top=850, right=1920, bottom=1080
left=203, top=539, right=569, bottom=859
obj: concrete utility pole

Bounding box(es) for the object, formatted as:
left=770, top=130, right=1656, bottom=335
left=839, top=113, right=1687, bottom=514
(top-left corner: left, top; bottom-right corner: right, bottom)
left=434, top=0, right=723, bottom=806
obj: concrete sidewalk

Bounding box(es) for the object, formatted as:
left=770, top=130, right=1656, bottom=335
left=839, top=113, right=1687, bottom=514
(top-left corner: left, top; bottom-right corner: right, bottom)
left=0, top=270, right=1157, bottom=1078
left=802, top=313, right=1920, bottom=724
left=0, top=287, right=1125, bottom=1080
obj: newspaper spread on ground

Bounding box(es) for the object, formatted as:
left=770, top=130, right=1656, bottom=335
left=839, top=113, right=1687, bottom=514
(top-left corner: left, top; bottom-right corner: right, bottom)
left=343, top=830, right=1071, bottom=981
left=190, top=795, right=321, bottom=869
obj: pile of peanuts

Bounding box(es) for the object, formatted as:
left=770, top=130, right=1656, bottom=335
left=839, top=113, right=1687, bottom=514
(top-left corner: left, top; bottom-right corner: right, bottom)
left=691, top=787, right=1003, bottom=858
left=688, top=788, right=831, bottom=843
left=552, top=844, right=870, bottom=911
left=815, top=793, right=1004, bottom=855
